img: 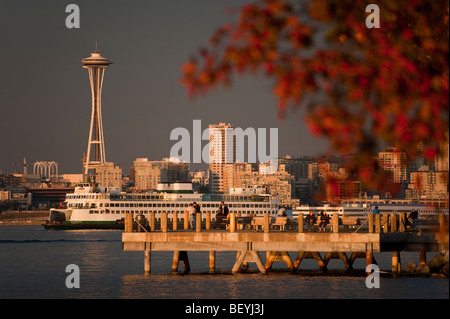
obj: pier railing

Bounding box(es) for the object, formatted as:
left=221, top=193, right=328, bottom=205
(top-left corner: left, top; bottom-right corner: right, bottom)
left=124, top=211, right=448, bottom=234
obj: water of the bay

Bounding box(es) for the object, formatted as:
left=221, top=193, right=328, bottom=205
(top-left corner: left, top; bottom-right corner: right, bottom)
left=0, top=226, right=448, bottom=300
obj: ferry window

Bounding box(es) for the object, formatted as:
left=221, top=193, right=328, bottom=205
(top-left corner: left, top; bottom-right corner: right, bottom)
left=105, top=203, right=109, bottom=207
left=125, top=203, right=129, bottom=207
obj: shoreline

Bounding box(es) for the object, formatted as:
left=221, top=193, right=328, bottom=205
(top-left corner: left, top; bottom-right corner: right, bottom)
left=0, top=211, right=49, bottom=225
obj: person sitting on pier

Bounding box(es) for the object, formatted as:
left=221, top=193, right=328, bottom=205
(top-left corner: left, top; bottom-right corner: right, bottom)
left=215, top=201, right=228, bottom=229
left=218, top=201, right=229, bottom=216
left=305, top=211, right=317, bottom=232
left=318, top=211, right=330, bottom=232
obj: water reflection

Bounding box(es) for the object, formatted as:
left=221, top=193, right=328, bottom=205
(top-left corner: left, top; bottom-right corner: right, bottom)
left=0, top=226, right=448, bottom=299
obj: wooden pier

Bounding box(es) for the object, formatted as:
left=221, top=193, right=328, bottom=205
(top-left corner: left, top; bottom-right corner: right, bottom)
left=122, top=212, right=449, bottom=275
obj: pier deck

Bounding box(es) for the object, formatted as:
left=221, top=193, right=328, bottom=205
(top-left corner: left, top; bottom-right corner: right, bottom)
left=122, top=212, right=448, bottom=274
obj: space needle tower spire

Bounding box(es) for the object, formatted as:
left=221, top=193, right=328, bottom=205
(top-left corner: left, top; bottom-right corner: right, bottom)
left=81, top=43, right=113, bottom=178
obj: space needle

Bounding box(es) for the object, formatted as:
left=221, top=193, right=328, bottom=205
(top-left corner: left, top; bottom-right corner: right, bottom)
left=81, top=44, right=113, bottom=178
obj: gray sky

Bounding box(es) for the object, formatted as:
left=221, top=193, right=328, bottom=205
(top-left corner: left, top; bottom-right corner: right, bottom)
left=0, top=0, right=329, bottom=175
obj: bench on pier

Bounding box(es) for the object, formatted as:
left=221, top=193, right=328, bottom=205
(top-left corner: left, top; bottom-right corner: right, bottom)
left=272, top=217, right=288, bottom=230
left=250, top=216, right=290, bottom=231
left=305, top=216, right=360, bottom=232
left=340, top=217, right=360, bottom=226
left=215, top=215, right=228, bottom=229
left=251, top=216, right=266, bottom=230
left=236, top=216, right=253, bottom=230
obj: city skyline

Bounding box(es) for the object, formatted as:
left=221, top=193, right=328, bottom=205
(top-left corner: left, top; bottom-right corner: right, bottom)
left=0, top=1, right=330, bottom=176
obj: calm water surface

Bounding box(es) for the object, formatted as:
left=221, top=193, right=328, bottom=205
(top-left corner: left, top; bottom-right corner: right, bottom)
left=0, top=226, right=448, bottom=299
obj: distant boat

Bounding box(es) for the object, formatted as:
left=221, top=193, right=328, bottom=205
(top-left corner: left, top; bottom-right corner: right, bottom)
left=43, top=183, right=280, bottom=230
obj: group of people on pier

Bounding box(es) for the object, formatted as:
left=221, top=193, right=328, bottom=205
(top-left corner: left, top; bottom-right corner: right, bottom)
left=305, top=211, right=331, bottom=232
left=187, top=201, right=230, bottom=229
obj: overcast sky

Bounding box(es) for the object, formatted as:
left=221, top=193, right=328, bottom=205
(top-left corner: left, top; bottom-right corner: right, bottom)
left=0, top=0, right=329, bottom=175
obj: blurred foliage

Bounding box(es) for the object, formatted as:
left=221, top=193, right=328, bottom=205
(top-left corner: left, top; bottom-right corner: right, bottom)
left=182, top=0, right=449, bottom=191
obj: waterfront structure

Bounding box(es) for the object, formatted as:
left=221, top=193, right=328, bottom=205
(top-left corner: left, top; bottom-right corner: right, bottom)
left=122, top=208, right=448, bottom=275
left=209, top=123, right=236, bottom=193
left=133, top=158, right=189, bottom=191
left=81, top=45, right=113, bottom=178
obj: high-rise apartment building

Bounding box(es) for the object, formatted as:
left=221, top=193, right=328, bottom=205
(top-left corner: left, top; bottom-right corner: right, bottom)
left=209, top=123, right=236, bottom=193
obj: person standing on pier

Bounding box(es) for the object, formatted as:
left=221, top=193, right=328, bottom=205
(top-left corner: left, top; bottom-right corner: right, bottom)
left=188, top=203, right=196, bottom=229
left=192, top=202, right=201, bottom=229
left=373, top=206, right=380, bottom=215
left=277, top=205, right=287, bottom=217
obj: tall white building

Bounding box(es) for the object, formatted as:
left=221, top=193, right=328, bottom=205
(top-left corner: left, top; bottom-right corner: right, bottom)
left=209, top=123, right=236, bottom=193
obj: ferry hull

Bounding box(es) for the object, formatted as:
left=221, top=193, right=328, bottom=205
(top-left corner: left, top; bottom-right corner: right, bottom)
left=43, top=221, right=124, bottom=230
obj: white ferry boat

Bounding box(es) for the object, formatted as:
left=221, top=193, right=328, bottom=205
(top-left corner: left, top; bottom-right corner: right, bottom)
left=43, top=183, right=280, bottom=229
left=293, top=203, right=448, bottom=227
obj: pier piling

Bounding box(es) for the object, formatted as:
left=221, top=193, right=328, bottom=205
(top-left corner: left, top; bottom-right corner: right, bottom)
left=298, top=213, right=304, bottom=233
left=392, top=251, right=401, bottom=273
left=144, top=245, right=151, bottom=275
left=209, top=251, right=216, bottom=273
left=206, top=212, right=211, bottom=230
left=173, top=212, right=178, bottom=231
left=196, top=213, right=201, bottom=233
left=229, top=213, right=236, bottom=233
